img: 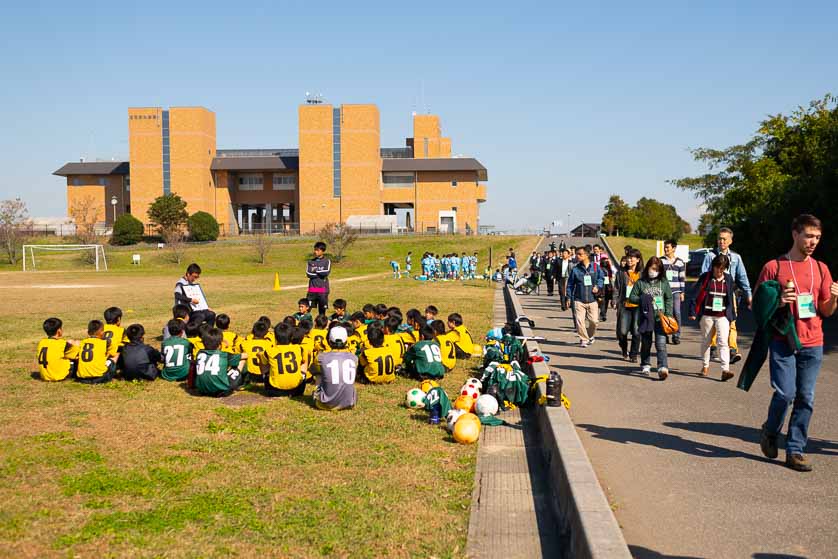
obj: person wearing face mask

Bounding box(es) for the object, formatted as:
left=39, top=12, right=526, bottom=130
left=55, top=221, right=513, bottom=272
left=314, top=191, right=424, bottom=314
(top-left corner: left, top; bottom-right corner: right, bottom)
left=689, top=254, right=736, bottom=380
left=613, top=249, right=644, bottom=362
left=628, top=256, right=674, bottom=379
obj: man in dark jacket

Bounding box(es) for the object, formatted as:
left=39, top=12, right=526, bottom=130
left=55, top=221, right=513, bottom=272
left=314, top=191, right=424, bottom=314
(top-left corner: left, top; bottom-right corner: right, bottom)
left=567, top=246, right=604, bottom=347
left=544, top=250, right=559, bottom=296
left=306, top=241, right=332, bottom=316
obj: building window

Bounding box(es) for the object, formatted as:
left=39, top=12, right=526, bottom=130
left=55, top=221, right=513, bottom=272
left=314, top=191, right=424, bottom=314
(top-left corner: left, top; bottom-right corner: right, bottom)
left=125, top=176, right=130, bottom=192
left=238, top=174, right=264, bottom=191
left=451, top=180, right=457, bottom=187
left=99, top=177, right=107, bottom=186
left=272, top=174, right=296, bottom=190
left=72, top=178, right=81, bottom=186
left=423, top=138, right=429, bottom=157
left=382, top=173, right=415, bottom=187
left=333, top=107, right=341, bottom=198
left=162, top=110, right=171, bottom=195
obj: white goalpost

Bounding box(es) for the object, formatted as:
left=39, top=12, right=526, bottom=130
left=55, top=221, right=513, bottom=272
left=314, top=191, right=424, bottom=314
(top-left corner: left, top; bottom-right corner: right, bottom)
left=22, top=245, right=108, bottom=272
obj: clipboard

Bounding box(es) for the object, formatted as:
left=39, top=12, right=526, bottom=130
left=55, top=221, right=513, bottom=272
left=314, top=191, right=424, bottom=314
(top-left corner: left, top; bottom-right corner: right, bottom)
left=181, top=283, right=209, bottom=311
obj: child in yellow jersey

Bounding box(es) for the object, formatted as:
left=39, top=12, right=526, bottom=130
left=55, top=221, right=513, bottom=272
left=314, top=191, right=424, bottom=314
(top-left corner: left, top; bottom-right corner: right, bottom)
left=261, top=323, right=309, bottom=396
left=359, top=326, right=396, bottom=384
left=215, top=314, right=241, bottom=353
left=432, top=320, right=457, bottom=372
left=185, top=318, right=207, bottom=358
left=350, top=312, right=368, bottom=346
left=255, top=315, right=276, bottom=345
left=446, top=313, right=476, bottom=358
left=239, top=320, right=274, bottom=383
left=103, top=306, right=126, bottom=356
left=402, top=309, right=424, bottom=346
left=383, top=316, right=406, bottom=367
left=36, top=317, right=79, bottom=381
left=344, top=322, right=362, bottom=357
left=309, top=315, right=332, bottom=353
left=76, top=320, right=117, bottom=384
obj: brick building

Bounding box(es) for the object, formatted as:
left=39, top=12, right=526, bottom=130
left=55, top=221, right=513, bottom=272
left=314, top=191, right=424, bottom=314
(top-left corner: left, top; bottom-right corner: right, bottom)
left=54, top=104, right=488, bottom=234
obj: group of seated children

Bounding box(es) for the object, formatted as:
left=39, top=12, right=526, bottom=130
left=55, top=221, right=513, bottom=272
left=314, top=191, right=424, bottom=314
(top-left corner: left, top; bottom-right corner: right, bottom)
left=35, top=298, right=477, bottom=410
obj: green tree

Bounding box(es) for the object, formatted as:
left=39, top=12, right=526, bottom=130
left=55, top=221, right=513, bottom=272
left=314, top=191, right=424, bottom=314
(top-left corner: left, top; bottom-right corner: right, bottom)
left=187, top=211, right=220, bottom=242
left=147, top=194, right=188, bottom=236
left=671, top=94, right=838, bottom=273
left=601, top=195, right=632, bottom=236
left=111, top=214, right=144, bottom=245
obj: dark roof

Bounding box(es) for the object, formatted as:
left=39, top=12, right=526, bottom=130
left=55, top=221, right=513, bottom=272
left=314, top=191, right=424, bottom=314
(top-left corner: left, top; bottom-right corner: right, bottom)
left=382, top=158, right=487, bottom=181
left=210, top=155, right=299, bottom=171
left=571, top=223, right=602, bottom=232
left=53, top=161, right=130, bottom=176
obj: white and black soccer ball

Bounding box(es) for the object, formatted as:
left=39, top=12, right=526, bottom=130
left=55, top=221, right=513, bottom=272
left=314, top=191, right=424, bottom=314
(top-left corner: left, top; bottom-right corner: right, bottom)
left=445, top=409, right=466, bottom=432
left=475, top=394, right=499, bottom=417
left=405, top=388, right=426, bottom=409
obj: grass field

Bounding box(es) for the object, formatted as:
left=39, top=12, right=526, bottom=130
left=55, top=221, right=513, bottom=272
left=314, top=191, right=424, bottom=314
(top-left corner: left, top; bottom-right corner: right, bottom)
left=0, top=234, right=537, bottom=558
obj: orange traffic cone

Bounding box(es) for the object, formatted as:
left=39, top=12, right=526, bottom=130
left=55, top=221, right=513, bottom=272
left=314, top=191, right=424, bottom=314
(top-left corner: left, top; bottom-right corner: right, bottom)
left=272, top=272, right=281, bottom=291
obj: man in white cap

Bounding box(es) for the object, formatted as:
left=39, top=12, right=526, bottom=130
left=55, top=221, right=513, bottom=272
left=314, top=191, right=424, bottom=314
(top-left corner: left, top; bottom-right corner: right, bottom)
left=313, top=325, right=358, bottom=410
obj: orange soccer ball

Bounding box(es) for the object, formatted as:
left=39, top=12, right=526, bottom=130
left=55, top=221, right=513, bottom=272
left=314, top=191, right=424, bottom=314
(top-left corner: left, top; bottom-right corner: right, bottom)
left=454, top=394, right=475, bottom=412
left=453, top=413, right=481, bottom=444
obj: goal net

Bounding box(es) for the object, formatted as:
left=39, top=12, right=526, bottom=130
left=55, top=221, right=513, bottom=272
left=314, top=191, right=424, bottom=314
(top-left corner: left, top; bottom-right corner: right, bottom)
left=22, top=245, right=108, bottom=271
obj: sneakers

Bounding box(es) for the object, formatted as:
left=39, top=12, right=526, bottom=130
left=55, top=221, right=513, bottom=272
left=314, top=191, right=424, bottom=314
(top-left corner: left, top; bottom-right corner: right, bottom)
left=658, top=367, right=669, bottom=380
left=760, top=423, right=778, bottom=459
left=700, top=366, right=709, bottom=377
left=730, top=351, right=742, bottom=365
left=621, top=350, right=629, bottom=360
left=589, top=337, right=596, bottom=345
left=579, top=340, right=589, bottom=348
left=671, top=337, right=681, bottom=345
left=721, top=370, right=734, bottom=382
left=786, top=454, right=813, bottom=472
left=641, top=365, right=651, bottom=375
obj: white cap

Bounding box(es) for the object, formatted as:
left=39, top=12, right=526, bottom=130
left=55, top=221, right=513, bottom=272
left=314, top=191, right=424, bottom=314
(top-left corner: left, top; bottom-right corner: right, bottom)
left=328, top=325, right=348, bottom=344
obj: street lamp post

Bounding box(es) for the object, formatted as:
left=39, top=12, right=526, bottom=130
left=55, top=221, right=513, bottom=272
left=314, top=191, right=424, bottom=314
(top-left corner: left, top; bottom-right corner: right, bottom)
left=110, top=195, right=118, bottom=223
left=567, top=212, right=571, bottom=237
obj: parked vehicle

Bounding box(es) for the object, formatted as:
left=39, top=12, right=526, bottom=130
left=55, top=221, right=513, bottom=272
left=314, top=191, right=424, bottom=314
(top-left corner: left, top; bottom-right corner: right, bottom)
left=687, top=248, right=712, bottom=277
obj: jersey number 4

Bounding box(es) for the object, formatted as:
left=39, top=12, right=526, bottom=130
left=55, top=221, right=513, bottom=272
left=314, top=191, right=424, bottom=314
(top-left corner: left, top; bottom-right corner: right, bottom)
left=38, top=347, right=48, bottom=367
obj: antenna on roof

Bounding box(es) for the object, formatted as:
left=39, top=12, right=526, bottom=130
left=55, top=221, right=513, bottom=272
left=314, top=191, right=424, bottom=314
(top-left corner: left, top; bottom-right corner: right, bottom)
left=305, top=91, right=324, bottom=104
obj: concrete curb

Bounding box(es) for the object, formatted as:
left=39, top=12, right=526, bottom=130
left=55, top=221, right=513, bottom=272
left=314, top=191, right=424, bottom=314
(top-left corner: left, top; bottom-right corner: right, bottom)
left=503, top=284, right=632, bottom=559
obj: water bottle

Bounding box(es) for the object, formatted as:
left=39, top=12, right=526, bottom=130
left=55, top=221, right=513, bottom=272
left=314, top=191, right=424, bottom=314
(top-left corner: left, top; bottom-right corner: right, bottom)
left=428, top=403, right=441, bottom=424
left=546, top=370, right=563, bottom=407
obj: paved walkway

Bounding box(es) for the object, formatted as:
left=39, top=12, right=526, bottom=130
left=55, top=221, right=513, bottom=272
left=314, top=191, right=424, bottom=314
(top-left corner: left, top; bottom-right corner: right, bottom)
left=467, top=287, right=563, bottom=558
left=517, top=287, right=838, bottom=558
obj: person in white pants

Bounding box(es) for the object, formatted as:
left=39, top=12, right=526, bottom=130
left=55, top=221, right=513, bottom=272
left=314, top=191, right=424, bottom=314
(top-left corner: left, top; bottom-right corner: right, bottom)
left=689, top=254, right=737, bottom=381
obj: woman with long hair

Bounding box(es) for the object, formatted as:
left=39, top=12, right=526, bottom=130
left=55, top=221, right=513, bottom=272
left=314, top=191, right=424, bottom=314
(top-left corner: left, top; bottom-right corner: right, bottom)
left=613, top=249, right=644, bottom=362
left=628, top=256, right=674, bottom=379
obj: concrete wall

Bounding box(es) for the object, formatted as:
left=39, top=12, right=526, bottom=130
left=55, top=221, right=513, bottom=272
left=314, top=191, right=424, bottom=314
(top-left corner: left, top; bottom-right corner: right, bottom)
left=415, top=170, right=482, bottom=233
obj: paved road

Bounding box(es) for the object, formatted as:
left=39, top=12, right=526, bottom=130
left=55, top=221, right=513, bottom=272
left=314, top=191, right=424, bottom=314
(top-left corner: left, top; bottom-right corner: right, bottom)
left=517, top=244, right=838, bottom=558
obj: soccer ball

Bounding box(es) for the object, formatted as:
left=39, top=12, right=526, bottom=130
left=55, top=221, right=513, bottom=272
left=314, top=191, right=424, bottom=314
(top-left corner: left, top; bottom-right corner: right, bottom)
left=405, top=388, right=426, bottom=409
left=464, top=377, right=483, bottom=391
left=453, top=413, right=481, bottom=444
left=460, top=384, right=480, bottom=400
left=445, top=409, right=466, bottom=433
left=454, top=394, right=475, bottom=412
left=419, top=379, right=440, bottom=394
left=475, top=394, right=499, bottom=417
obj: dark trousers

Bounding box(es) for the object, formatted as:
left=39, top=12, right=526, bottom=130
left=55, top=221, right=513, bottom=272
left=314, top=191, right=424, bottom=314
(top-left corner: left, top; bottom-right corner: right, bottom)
left=558, top=277, right=569, bottom=309
left=214, top=367, right=245, bottom=397
left=545, top=274, right=555, bottom=295
left=307, top=292, right=328, bottom=316
left=599, top=289, right=613, bottom=321
left=264, top=378, right=306, bottom=397
left=75, top=361, right=117, bottom=384
left=190, top=309, right=216, bottom=326
left=617, top=306, right=640, bottom=358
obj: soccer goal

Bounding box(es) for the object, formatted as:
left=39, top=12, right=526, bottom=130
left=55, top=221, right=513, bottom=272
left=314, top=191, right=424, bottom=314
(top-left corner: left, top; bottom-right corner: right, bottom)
left=21, top=244, right=108, bottom=271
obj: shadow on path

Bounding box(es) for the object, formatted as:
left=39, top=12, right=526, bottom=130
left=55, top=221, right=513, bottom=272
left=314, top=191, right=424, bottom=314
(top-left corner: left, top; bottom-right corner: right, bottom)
left=576, top=423, right=767, bottom=462
left=663, top=421, right=838, bottom=456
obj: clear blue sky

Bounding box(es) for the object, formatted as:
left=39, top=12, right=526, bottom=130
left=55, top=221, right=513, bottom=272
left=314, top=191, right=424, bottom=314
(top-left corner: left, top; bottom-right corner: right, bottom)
left=2, top=0, right=836, bottom=231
